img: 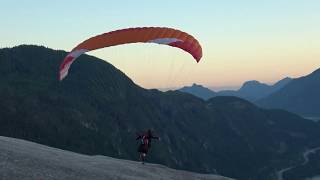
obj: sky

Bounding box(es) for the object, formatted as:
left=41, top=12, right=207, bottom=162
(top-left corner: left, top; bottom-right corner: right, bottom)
left=1, top=0, right=319, bottom=90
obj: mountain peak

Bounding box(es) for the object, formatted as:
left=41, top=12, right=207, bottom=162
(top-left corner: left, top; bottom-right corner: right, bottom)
left=272, top=77, right=292, bottom=90
left=282, top=77, right=292, bottom=81
left=239, top=80, right=269, bottom=91
left=179, top=83, right=215, bottom=100
left=191, top=83, right=203, bottom=88
left=241, top=80, right=267, bottom=88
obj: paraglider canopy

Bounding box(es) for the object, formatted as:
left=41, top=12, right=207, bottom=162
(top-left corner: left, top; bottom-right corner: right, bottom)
left=59, top=27, right=203, bottom=81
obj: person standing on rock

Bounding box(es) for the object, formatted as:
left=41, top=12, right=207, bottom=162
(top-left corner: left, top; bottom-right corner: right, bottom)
left=136, top=129, right=160, bottom=164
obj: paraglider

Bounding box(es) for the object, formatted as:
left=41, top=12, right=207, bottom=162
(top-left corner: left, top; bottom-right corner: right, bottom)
left=58, top=27, right=202, bottom=165
left=59, top=27, right=202, bottom=81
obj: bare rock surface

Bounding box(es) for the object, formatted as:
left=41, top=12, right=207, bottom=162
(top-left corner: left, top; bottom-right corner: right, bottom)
left=0, top=136, right=233, bottom=180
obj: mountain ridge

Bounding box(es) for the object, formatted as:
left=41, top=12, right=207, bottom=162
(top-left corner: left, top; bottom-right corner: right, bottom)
left=257, top=68, right=320, bottom=117
left=178, top=77, right=292, bottom=101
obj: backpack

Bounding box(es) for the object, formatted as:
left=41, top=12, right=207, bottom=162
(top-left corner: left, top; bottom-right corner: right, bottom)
left=141, top=135, right=149, bottom=146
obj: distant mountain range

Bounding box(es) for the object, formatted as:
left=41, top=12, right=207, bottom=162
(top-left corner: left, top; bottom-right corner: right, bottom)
left=179, top=77, right=292, bottom=101
left=257, top=68, right=320, bottom=117
left=1, top=45, right=320, bottom=179
left=180, top=68, right=320, bottom=118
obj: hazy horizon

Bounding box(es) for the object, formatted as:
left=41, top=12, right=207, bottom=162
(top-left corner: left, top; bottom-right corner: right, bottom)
left=1, top=0, right=319, bottom=89
left=156, top=85, right=240, bottom=92
left=154, top=75, right=294, bottom=92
